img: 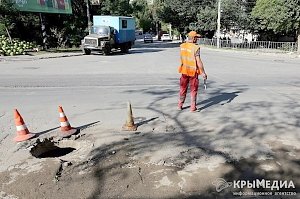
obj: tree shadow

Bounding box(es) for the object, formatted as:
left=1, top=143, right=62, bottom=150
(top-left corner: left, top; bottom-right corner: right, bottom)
left=191, top=145, right=300, bottom=199
left=77, top=134, right=299, bottom=198
left=91, top=48, right=163, bottom=56
left=127, top=48, right=163, bottom=54
left=134, top=41, right=181, bottom=49
left=69, top=79, right=299, bottom=198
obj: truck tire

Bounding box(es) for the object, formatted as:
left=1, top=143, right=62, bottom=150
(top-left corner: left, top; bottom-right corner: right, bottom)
left=120, top=43, right=129, bottom=53
left=83, top=49, right=91, bottom=55
left=103, top=45, right=111, bottom=56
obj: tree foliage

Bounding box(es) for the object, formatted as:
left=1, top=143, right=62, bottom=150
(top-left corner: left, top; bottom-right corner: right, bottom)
left=251, top=0, right=300, bottom=42
left=100, top=0, right=132, bottom=16
left=131, top=0, right=154, bottom=32
left=221, top=0, right=244, bottom=30
left=197, top=5, right=217, bottom=32
left=45, top=0, right=88, bottom=47
left=156, top=0, right=199, bottom=32
left=1, top=0, right=299, bottom=48
left=157, top=0, right=254, bottom=36
left=251, top=0, right=300, bottom=34
left=0, top=0, right=19, bottom=35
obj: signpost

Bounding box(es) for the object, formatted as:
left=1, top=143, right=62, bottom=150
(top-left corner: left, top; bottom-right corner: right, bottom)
left=217, top=0, right=221, bottom=48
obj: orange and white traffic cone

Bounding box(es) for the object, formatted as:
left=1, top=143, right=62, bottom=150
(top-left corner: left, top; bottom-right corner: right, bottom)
left=58, top=106, right=77, bottom=137
left=14, top=109, right=35, bottom=142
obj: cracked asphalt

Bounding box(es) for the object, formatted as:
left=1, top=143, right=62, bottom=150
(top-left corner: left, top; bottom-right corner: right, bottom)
left=0, top=41, right=299, bottom=198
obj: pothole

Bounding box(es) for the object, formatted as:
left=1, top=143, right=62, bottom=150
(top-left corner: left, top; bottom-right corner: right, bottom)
left=30, top=139, right=79, bottom=159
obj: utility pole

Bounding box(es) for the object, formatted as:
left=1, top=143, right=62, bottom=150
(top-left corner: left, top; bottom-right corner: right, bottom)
left=297, top=27, right=300, bottom=54
left=86, top=0, right=92, bottom=34
left=217, top=0, right=221, bottom=48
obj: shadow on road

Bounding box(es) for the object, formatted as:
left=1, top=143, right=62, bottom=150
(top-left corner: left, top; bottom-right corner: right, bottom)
left=136, top=117, right=159, bottom=127
left=35, top=126, right=60, bottom=136
left=70, top=80, right=299, bottom=198
left=134, top=41, right=181, bottom=49
left=199, top=91, right=241, bottom=110
left=76, top=121, right=101, bottom=131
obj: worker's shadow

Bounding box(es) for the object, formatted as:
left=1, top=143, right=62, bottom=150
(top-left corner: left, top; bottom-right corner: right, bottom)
left=197, top=91, right=241, bottom=110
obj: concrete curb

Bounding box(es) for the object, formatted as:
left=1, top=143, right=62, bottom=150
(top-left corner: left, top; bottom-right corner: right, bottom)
left=0, top=52, right=83, bottom=62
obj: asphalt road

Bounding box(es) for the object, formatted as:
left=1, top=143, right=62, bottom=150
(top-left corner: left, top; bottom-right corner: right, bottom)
left=0, top=41, right=299, bottom=197
left=0, top=41, right=299, bottom=131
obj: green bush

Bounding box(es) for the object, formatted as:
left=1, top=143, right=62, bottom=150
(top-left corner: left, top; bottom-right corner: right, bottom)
left=0, top=35, right=36, bottom=56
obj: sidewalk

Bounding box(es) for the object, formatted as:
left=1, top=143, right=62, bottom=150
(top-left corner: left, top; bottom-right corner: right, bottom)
left=0, top=51, right=83, bottom=62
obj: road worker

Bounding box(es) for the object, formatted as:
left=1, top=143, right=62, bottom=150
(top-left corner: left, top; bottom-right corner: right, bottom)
left=178, top=31, right=207, bottom=112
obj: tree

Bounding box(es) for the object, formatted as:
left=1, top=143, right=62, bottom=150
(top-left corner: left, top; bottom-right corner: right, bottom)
left=157, top=0, right=255, bottom=38
left=157, top=0, right=199, bottom=32
left=131, top=0, right=154, bottom=32
left=2, top=0, right=150, bottom=48
left=221, top=0, right=245, bottom=30
left=0, top=0, right=19, bottom=37
left=45, top=0, right=88, bottom=47
left=252, top=0, right=300, bottom=48
left=196, top=5, right=217, bottom=37
left=100, top=0, right=132, bottom=16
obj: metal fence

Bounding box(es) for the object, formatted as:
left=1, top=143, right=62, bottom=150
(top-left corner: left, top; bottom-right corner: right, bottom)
left=198, top=38, right=298, bottom=52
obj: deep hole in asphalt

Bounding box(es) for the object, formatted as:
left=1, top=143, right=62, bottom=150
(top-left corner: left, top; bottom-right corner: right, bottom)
left=30, top=139, right=77, bottom=158
left=37, top=146, right=75, bottom=158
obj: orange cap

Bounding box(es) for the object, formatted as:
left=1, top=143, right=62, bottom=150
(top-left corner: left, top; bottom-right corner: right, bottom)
left=188, top=31, right=201, bottom=38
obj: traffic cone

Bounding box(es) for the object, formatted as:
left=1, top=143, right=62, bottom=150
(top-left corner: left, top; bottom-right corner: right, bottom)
left=58, top=106, right=77, bottom=137
left=122, top=101, right=137, bottom=131
left=14, top=109, right=35, bottom=142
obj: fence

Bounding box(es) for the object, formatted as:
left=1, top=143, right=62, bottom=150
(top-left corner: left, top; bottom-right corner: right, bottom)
left=198, top=38, right=298, bottom=52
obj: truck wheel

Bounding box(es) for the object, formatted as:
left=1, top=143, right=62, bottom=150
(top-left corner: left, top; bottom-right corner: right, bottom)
left=103, top=46, right=111, bottom=56
left=120, top=44, right=129, bottom=53
left=83, top=49, right=91, bottom=55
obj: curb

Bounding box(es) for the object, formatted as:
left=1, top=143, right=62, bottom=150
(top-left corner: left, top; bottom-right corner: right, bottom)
left=0, top=53, right=83, bottom=62
left=201, top=46, right=300, bottom=59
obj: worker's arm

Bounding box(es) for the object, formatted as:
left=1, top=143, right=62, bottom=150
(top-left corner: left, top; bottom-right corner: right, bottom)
left=195, top=49, right=207, bottom=79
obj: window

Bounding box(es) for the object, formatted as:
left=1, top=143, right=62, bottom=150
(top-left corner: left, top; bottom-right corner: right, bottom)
left=122, top=20, right=127, bottom=28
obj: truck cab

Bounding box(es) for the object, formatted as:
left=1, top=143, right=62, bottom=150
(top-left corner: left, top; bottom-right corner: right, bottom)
left=82, top=26, right=115, bottom=55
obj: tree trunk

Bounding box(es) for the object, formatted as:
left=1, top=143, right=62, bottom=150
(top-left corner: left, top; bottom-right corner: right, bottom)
left=298, top=28, right=300, bottom=53
left=5, top=25, right=12, bottom=44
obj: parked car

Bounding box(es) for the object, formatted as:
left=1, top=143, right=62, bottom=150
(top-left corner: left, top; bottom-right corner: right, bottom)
left=144, top=34, right=153, bottom=43
left=161, top=34, right=172, bottom=42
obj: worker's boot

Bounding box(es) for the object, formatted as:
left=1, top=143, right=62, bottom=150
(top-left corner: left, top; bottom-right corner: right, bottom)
left=190, top=97, right=199, bottom=112
left=178, top=96, right=185, bottom=110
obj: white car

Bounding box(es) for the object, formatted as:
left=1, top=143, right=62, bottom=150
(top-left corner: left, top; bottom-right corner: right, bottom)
left=161, top=34, right=172, bottom=42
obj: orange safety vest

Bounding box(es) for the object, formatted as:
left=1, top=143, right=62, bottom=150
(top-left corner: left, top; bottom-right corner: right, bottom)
left=178, top=43, right=202, bottom=76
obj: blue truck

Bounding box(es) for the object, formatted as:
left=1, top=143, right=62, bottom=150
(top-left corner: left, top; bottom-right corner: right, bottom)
left=81, top=16, right=136, bottom=55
